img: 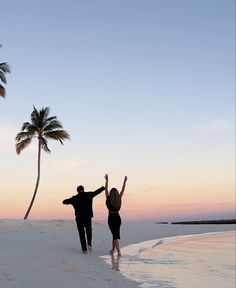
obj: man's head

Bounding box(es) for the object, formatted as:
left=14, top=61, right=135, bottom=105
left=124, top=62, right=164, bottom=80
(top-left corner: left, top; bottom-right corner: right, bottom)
left=77, top=185, right=84, bottom=193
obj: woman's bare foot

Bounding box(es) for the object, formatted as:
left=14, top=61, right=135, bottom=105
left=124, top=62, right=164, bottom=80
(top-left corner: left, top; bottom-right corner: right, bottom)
left=109, top=249, right=115, bottom=254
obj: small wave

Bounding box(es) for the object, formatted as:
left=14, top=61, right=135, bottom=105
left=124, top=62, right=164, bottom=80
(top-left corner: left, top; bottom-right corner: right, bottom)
left=137, top=239, right=164, bottom=257
left=152, top=239, right=163, bottom=248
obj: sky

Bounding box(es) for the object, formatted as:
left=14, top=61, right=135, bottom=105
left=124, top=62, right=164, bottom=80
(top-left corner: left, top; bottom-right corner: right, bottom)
left=0, top=0, right=235, bottom=221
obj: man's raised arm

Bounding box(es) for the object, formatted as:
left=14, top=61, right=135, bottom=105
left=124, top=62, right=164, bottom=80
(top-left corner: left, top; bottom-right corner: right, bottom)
left=92, top=186, right=105, bottom=197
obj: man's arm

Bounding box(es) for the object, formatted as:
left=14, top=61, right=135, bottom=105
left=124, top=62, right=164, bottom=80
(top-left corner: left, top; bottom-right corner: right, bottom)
left=62, top=196, right=75, bottom=205
left=92, top=186, right=105, bottom=197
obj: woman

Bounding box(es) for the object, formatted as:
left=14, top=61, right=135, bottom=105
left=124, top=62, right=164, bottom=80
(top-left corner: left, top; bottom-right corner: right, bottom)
left=104, top=174, right=128, bottom=256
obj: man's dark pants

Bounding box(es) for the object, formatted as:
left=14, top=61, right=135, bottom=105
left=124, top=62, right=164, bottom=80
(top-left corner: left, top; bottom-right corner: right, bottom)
left=75, top=217, right=92, bottom=252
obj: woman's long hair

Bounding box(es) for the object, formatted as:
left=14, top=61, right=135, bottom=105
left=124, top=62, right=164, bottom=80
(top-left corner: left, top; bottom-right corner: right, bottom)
left=109, top=188, right=121, bottom=210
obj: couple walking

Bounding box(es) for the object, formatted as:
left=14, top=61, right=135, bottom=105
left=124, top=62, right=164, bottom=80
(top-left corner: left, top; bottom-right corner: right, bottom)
left=63, top=174, right=128, bottom=256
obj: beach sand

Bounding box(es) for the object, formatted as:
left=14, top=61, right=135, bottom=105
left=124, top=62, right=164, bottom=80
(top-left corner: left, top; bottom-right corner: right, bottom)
left=0, top=219, right=235, bottom=288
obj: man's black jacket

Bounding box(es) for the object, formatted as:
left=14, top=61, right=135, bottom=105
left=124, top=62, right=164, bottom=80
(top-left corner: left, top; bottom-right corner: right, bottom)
left=63, top=187, right=105, bottom=219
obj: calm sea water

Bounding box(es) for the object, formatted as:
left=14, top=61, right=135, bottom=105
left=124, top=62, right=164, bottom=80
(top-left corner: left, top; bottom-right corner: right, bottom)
left=102, top=231, right=236, bottom=288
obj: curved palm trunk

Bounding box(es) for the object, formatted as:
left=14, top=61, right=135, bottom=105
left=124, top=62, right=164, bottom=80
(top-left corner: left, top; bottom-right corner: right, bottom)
left=23, top=140, right=41, bottom=220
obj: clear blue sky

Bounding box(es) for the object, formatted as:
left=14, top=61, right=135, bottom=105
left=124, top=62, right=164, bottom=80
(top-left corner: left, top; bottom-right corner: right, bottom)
left=0, top=0, right=235, bottom=220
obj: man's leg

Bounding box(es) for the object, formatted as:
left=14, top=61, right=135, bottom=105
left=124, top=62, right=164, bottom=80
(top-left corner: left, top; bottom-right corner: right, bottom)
left=85, top=218, right=92, bottom=249
left=75, top=218, right=87, bottom=252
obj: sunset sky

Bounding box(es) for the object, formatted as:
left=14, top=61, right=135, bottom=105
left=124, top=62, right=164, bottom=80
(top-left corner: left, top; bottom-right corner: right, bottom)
left=0, top=0, right=235, bottom=221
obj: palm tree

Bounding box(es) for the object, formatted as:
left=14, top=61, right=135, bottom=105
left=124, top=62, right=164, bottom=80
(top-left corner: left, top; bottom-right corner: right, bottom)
left=0, top=44, right=11, bottom=98
left=15, top=106, right=70, bottom=219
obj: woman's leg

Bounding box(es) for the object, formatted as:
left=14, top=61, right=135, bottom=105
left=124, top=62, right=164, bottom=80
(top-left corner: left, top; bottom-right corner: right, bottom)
left=114, top=239, right=121, bottom=256
left=110, top=241, right=116, bottom=254
left=108, top=215, right=115, bottom=253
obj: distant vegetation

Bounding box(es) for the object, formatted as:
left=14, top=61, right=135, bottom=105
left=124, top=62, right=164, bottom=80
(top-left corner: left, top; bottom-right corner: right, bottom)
left=171, top=219, right=236, bottom=225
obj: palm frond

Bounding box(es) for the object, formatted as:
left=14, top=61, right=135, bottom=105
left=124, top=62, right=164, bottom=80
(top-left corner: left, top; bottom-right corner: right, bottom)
left=0, top=84, right=5, bottom=97
left=38, top=107, right=50, bottom=126
left=41, top=138, right=51, bottom=153
left=16, top=137, right=32, bottom=154
left=27, top=125, right=39, bottom=135
left=0, top=71, right=7, bottom=84
left=21, top=123, right=38, bottom=136
left=41, top=107, right=50, bottom=119
left=21, top=122, right=33, bottom=131
left=44, top=130, right=70, bottom=144
left=0, top=62, right=11, bottom=73
left=15, top=131, right=32, bottom=142
left=41, top=107, right=51, bottom=127
left=31, top=106, right=41, bottom=127
left=45, top=116, right=57, bottom=122
left=43, top=120, right=63, bottom=132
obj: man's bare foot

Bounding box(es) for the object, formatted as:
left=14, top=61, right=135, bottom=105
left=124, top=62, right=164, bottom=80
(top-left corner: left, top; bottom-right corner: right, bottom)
left=82, top=250, right=88, bottom=254
left=88, top=245, right=93, bottom=252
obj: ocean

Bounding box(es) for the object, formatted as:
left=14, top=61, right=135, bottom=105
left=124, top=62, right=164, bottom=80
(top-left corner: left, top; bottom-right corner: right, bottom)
left=102, top=231, right=235, bottom=288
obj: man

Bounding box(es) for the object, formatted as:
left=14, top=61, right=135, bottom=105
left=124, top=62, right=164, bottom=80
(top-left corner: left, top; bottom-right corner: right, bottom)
left=63, top=184, right=105, bottom=254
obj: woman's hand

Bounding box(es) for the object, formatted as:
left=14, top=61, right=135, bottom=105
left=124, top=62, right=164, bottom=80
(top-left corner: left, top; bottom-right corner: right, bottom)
left=124, top=176, right=128, bottom=182
left=105, top=174, right=108, bottom=181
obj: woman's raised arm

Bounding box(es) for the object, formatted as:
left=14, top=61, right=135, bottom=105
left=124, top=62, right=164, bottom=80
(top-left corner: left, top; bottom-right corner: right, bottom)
left=104, top=174, right=109, bottom=198
left=120, top=176, right=128, bottom=198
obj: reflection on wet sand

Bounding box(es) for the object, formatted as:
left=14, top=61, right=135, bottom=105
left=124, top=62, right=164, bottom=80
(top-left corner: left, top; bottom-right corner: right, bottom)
left=110, top=253, right=121, bottom=271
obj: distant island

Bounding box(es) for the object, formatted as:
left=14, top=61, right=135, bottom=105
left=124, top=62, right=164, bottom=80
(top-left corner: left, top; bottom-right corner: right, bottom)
left=171, top=219, right=236, bottom=225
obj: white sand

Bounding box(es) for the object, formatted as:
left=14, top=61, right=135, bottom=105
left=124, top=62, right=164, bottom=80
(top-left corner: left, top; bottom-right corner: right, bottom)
left=0, top=219, right=235, bottom=288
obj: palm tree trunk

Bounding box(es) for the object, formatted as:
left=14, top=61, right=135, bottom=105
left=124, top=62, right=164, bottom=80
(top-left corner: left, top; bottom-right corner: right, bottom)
left=23, top=139, right=41, bottom=220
